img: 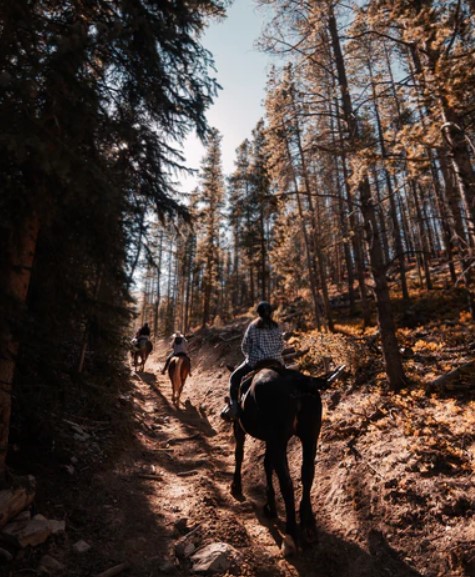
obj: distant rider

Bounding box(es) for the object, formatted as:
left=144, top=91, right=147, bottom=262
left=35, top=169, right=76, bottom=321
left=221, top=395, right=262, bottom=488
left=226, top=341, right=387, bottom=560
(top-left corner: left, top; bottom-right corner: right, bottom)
left=136, top=322, right=151, bottom=339
left=131, top=322, right=151, bottom=350
left=161, top=332, right=192, bottom=376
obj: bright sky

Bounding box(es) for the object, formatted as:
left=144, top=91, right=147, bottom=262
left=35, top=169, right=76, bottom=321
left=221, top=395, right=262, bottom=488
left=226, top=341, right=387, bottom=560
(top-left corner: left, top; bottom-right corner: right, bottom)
left=178, top=0, right=272, bottom=193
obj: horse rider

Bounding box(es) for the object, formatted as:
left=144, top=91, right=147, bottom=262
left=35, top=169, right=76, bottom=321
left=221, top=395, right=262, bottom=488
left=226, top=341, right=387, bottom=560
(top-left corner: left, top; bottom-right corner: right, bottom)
left=136, top=322, right=151, bottom=339
left=131, top=322, right=151, bottom=350
left=161, top=332, right=192, bottom=376
left=221, top=300, right=284, bottom=421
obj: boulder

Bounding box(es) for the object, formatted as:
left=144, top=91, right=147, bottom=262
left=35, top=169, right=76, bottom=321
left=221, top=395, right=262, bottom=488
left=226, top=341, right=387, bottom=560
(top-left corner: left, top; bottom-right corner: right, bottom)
left=190, top=542, right=239, bottom=573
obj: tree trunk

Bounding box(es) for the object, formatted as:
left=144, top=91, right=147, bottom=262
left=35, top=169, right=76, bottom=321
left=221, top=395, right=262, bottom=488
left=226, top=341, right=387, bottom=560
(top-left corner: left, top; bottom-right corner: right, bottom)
left=334, top=99, right=371, bottom=325
left=413, top=183, right=433, bottom=290
left=153, top=231, right=164, bottom=338
left=283, top=133, right=322, bottom=330
left=328, top=7, right=406, bottom=390
left=289, top=92, right=333, bottom=330
left=440, top=107, right=475, bottom=235
left=0, top=213, right=40, bottom=482
left=368, top=59, right=409, bottom=300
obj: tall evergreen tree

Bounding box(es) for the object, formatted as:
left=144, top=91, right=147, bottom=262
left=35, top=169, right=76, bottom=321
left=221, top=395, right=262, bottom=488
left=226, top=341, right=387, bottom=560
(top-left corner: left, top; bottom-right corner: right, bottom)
left=195, top=128, right=226, bottom=326
left=0, top=0, right=227, bottom=481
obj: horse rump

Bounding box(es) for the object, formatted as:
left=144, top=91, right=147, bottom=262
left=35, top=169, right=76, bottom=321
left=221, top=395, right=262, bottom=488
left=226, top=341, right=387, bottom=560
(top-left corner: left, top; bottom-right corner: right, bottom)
left=168, top=354, right=190, bottom=406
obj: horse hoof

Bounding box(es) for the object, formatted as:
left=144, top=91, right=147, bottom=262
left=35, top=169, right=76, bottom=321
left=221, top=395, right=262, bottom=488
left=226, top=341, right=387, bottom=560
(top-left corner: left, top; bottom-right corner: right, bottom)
left=281, top=534, right=298, bottom=557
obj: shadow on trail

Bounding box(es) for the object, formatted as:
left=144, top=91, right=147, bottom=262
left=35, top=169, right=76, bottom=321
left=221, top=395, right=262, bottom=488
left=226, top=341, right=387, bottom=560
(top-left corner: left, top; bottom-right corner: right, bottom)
left=238, top=494, right=423, bottom=577
left=143, top=371, right=217, bottom=437
left=223, top=442, right=424, bottom=577
left=19, top=368, right=187, bottom=576
left=179, top=398, right=217, bottom=437
left=134, top=371, right=231, bottom=483
left=282, top=528, right=423, bottom=577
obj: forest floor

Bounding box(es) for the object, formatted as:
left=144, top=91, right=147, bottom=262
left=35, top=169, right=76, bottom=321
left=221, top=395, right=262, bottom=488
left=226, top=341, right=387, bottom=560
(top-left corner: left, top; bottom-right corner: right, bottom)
left=4, top=291, right=475, bottom=577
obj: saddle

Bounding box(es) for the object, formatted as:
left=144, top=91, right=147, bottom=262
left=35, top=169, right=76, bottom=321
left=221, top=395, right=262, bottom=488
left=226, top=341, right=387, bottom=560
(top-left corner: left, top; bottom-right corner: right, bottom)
left=238, top=359, right=285, bottom=400
left=172, top=352, right=189, bottom=358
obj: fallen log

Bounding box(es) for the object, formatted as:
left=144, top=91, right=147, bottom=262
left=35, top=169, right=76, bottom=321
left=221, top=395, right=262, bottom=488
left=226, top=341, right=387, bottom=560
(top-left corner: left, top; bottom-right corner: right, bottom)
left=426, top=360, right=475, bottom=395
left=176, top=470, right=199, bottom=477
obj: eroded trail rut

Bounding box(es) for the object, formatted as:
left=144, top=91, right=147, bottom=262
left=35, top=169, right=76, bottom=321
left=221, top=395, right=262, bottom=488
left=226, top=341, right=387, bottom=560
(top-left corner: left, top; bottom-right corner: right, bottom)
left=123, top=346, right=292, bottom=576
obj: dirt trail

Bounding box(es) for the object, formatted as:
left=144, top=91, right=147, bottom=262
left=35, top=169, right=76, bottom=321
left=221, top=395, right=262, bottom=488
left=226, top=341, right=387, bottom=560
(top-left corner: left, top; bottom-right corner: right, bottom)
left=48, top=333, right=473, bottom=577
left=123, top=340, right=293, bottom=575
left=69, top=330, right=470, bottom=577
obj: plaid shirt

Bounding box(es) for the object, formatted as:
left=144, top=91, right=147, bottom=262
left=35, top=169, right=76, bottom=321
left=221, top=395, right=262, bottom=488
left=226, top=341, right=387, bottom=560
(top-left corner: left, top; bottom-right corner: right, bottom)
left=241, top=321, right=284, bottom=367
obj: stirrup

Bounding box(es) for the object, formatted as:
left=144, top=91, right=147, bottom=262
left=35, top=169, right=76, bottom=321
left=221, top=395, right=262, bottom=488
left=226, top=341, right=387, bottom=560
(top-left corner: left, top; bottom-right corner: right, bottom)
left=220, top=398, right=239, bottom=422
left=220, top=404, right=232, bottom=422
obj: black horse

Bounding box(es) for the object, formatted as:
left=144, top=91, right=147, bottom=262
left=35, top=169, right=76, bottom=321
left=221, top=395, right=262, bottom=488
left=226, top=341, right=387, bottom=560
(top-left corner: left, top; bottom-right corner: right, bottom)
left=130, top=337, right=153, bottom=372
left=230, top=365, right=344, bottom=556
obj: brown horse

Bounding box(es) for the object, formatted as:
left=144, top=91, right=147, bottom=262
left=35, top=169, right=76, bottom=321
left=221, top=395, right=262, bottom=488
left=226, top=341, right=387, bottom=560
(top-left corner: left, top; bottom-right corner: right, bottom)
left=168, top=354, right=191, bottom=406
left=131, top=337, right=153, bottom=372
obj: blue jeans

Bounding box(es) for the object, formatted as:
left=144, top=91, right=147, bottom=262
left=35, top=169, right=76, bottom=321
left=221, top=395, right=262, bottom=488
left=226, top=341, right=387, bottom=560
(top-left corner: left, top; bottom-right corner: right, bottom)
left=229, top=361, right=252, bottom=401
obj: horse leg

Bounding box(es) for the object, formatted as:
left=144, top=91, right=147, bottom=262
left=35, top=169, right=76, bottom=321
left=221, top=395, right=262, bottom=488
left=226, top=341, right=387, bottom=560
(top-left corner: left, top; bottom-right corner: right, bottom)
left=263, top=444, right=277, bottom=518
left=177, top=361, right=188, bottom=405
left=176, top=375, right=183, bottom=406
left=141, top=352, right=145, bottom=371
left=271, top=441, right=298, bottom=556
left=172, top=371, right=178, bottom=406
left=231, top=422, right=245, bottom=498
left=168, top=361, right=177, bottom=406
left=299, top=435, right=318, bottom=545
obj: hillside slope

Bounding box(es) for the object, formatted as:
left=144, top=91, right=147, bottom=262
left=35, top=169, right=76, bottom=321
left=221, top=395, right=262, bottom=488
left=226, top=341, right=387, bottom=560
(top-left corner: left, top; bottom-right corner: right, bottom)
left=3, top=317, right=474, bottom=577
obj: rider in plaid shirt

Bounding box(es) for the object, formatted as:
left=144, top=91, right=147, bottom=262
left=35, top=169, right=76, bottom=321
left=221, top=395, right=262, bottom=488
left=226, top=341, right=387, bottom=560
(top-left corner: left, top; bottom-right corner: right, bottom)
left=241, top=319, right=284, bottom=367
left=222, top=301, right=284, bottom=420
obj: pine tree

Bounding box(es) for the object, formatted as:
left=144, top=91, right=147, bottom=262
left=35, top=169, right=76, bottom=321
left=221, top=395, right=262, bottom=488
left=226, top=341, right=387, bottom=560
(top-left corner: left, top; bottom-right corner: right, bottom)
left=0, top=0, right=227, bottom=481
left=195, top=128, right=226, bottom=326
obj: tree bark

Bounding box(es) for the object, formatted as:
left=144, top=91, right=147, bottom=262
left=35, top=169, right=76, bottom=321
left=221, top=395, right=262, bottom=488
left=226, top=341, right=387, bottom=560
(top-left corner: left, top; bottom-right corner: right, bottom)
left=284, top=135, right=323, bottom=331
left=0, top=213, right=40, bottom=482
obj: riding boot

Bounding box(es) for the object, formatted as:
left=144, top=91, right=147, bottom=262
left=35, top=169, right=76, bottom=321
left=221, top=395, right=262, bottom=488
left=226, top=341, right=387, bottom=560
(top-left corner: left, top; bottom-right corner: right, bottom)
left=220, top=396, right=240, bottom=422
left=161, top=355, right=171, bottom=375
